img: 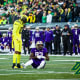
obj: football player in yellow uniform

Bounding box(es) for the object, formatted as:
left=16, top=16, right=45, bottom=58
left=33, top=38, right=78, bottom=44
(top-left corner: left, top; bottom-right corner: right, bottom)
left=12, top=17, right=27, bottom=69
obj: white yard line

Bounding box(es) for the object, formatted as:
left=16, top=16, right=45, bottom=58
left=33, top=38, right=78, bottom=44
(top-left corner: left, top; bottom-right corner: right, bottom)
left=0, top=69, right=74, bottom=75
left=38, top=79, right=80, bottom=80
left=0, top=54, right=80, bottom=57
left=0, top=73, right=34, bottom=75
left=0, top=58, right=8, bottom=60
left=0, top=69, right=23, bottom=72
left=0, top=72, right=74, bottom=75
left=53, top=60, right=80, bottom=61
left=47, top=63, right=74, bottom=65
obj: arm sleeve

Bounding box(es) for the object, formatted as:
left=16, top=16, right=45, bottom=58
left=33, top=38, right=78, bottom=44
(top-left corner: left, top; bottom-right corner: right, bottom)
left=44, top=48, right=48, bottom=54
left=31, top=48, right=35, bottom=54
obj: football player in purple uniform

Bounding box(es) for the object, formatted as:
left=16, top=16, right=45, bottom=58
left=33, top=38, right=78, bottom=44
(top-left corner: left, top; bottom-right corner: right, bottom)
left=0, top=33, right=8, bottom=50
left=72, top=24, right=80, bottom=55
left=21, top=41, right=49, bottom=69
left=34, top=27, right=42, bottom=44
left=7, top=27, right=12, bottom=53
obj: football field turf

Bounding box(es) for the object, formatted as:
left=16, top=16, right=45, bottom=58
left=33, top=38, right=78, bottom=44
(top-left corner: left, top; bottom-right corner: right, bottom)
left=0, top=54, right=80, bottom=80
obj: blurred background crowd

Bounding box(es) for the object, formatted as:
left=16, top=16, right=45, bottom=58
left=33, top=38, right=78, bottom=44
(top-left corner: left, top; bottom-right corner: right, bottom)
left=0, top=0, right=80, bottom=25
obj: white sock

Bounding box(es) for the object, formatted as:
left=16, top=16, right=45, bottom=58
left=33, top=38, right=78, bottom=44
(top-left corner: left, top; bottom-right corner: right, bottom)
left=37, top=61, right=45, bottom=69
left=24, top=59, right=33, bottom=67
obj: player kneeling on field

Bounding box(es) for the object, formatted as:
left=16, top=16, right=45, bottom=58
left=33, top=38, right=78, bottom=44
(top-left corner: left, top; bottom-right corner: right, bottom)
left=21, top=41, right=49, bottom=69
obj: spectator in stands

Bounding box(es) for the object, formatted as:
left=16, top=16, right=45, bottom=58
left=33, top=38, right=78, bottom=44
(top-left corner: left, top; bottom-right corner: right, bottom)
left=64, top=8, right=68, bottom=21
left=28, top=13, right=36, bottom=23
left=42, top=12, right=47, bottom=23
left=2, top=17, right=7, bottom=25
left=70, top=4, right=75, bottom=22
left=67, top=8, right=72, bottom=22
left=74, top=3, right=80, bottom=22
left=14, top=12, right=20, bottom=20
left=62, top=2, right=67, bottom=10
left=65, top=8, right=72, bottom=22
left=18, top=0, right=23, bottom=7
left=53, top=12, right=59, bottom=22
left=36, top=9, right=43, bottom=23
left=0, top=0, right=80, bottom=25
left=9, top=11, right=16, bottom=24
left=23, top=0, right=29, bottom=5
left=52, top=5, right=58, bottom=13
left=47, top=11, right=52, bottom=23
left=0, top=17, right=3, bottom=25
left=58, top=0, right=64, bottom=6
left=59, top=8, right=65, bottom=22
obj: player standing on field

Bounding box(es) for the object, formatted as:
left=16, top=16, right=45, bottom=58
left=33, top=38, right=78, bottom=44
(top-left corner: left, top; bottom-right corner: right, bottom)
left=12, top=17, right=27, bottom=69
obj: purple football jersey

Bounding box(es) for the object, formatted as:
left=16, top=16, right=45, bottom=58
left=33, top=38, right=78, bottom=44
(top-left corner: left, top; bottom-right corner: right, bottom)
left=1, top=37, right=8, bottom=45
left=31, top=48, right=48, bottom=68
left=72, top=29, right=80, bottom=39
left=8, top=31, right=12, bottom=42
left=34, top=31, right=42, bottom=43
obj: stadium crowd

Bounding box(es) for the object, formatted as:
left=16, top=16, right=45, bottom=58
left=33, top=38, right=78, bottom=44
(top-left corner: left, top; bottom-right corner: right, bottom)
left=0, top=0, right=80, bottom=25
left=0, top=24, right=80, bottom=56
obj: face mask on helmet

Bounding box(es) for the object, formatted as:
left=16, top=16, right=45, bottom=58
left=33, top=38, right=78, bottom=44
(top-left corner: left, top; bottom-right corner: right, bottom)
left=37, top=44, right=43, bottom=50
left=36, top=41, right=43, bottom=50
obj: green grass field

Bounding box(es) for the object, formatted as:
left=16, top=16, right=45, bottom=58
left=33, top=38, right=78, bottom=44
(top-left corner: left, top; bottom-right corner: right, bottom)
left=0, top=54, right=80, bottom=80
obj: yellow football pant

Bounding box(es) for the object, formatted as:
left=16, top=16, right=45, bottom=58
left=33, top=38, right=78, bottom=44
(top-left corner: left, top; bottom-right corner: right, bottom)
left=13, top=54, right=21, bottom=64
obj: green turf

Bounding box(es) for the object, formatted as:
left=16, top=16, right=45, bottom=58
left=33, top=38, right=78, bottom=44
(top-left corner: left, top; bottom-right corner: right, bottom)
left=0, top=55, right=80, bottom=80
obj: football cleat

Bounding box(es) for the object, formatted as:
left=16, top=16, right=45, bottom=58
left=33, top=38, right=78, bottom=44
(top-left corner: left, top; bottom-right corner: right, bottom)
left=21, top=63, right=26, bottom=69
left=12, top=66, right=23, bottom=69
left=14, top=66, right=18, bottom=69
left=12, top=66, right=18, bottom=69
left=17, top=64, right=23, bottom=68
left=20, top=66, right=23, bottom=69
